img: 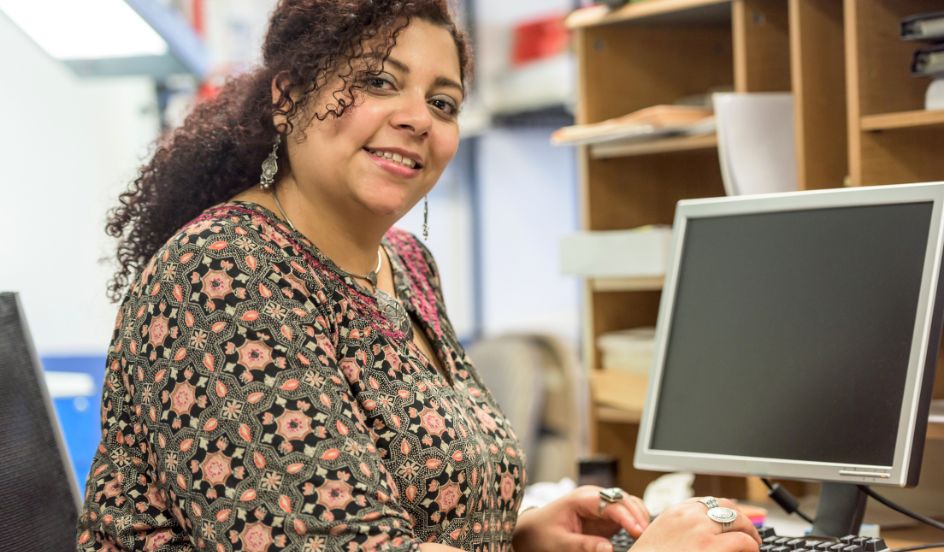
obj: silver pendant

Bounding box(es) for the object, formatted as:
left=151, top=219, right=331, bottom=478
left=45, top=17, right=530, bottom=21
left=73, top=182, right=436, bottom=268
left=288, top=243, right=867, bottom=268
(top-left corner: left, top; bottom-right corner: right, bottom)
left=376, top=289, right=411, bottom=336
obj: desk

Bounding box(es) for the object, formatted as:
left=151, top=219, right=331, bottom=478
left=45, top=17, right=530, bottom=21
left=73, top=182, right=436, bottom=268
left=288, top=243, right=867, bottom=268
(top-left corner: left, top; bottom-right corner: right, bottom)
left=884, top=525, right=944, bottom=549
left=763, top=502, right=943, bottom=548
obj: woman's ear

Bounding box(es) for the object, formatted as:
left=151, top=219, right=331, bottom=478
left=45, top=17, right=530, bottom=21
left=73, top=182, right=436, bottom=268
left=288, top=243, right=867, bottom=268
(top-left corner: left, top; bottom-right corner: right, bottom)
left=271, top=71, right=293, bottom=133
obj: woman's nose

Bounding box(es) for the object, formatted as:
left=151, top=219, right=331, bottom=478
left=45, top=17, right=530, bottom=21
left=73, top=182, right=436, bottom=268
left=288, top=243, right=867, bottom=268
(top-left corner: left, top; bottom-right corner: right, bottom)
left=390, top=91, right=432, bottom=136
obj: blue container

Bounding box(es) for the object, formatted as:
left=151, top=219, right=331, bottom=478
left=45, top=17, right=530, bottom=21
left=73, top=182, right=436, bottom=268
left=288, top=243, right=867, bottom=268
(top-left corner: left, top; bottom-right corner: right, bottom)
left=41, top=355, right=105, bottom=491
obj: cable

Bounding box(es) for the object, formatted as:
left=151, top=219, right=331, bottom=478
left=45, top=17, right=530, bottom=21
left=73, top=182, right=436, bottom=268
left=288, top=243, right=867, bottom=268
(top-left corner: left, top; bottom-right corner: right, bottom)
left=893, top=543, right=944, bottom=552
left=762, top=478, right=815, bottom=524
left=858, top=485, right=944, bottom=533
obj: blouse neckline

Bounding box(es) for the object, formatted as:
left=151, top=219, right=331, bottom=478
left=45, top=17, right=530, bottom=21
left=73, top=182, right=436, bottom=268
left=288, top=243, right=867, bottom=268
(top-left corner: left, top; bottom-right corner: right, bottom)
left=219, top=200, right=456, bottom=388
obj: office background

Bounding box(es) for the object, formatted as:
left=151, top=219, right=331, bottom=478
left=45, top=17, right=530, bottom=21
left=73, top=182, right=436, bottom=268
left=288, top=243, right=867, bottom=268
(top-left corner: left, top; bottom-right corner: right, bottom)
left=2, top=0, right=943, bottom=533
left=0, top=0, right=583, bottom=489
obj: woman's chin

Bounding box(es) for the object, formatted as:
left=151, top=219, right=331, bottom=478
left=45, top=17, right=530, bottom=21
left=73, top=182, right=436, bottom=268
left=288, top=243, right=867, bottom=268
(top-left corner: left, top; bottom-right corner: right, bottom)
left=358, top=196, right=418, bottom=221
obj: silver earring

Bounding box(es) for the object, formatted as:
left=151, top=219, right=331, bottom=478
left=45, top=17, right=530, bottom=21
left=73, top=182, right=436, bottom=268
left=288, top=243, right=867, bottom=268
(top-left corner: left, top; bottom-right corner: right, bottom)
left=259, top=135, right=281, bottom=190
left=422, top=195, right=429, bottom=241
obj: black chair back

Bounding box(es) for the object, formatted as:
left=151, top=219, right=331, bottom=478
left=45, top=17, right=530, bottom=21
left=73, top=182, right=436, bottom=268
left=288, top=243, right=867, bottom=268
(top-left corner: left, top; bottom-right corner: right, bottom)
left=0, top=292, right=80, bottom=551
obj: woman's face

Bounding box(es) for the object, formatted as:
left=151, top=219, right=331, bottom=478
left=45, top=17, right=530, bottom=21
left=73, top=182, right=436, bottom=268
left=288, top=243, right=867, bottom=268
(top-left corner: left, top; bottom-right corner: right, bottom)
left=286, top=18, right=463, bottom=224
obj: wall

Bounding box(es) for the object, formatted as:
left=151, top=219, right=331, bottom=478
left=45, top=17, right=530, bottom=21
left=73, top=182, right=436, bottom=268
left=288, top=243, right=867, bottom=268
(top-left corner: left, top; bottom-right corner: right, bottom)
left=473, top=0, right=582, bottom=345
left=476, top=128, right=579, bottom=342
left=0, top=11, right=160, bottom=356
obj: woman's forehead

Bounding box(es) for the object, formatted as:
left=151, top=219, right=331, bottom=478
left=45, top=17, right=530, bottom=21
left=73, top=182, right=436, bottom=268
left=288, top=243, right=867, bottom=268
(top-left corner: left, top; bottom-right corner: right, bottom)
left=361, top=19, right=462, bottom=80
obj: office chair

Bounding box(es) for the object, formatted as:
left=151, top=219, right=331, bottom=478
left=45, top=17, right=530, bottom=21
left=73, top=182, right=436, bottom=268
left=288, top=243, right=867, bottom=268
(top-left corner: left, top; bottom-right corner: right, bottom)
left=0, top=292, right=81, bottom=551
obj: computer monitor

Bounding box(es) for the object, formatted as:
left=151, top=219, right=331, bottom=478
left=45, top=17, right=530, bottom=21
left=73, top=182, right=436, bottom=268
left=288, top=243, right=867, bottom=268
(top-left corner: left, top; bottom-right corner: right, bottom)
left=634, top=182, right=944, bottom=536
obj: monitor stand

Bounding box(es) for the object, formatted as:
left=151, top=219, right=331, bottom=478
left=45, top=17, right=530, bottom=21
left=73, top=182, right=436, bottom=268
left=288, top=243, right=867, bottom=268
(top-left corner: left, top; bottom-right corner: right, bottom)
left=810, top=483, right=867, bottom=537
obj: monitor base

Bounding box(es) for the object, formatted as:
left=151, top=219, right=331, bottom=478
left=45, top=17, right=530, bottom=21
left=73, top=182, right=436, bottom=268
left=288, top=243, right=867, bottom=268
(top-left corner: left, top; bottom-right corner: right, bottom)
left=810, top=483, right=867, bottom=537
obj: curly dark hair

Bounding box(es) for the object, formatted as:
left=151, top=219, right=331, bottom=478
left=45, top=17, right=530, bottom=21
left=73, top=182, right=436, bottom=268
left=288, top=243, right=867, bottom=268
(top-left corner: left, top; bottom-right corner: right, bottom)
left=105, top=0, right=472, bottom=301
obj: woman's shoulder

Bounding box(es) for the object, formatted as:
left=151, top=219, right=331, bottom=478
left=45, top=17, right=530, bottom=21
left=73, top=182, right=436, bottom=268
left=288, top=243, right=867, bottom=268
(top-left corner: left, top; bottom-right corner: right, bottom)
left=131, top=201, right=318, bottom=301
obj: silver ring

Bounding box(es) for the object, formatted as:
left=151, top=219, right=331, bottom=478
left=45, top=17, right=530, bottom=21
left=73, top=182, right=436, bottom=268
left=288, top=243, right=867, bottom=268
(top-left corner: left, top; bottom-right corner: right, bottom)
left=698, top=496, right=737, bottom=532
left=598, top=487, right=624, bottom=516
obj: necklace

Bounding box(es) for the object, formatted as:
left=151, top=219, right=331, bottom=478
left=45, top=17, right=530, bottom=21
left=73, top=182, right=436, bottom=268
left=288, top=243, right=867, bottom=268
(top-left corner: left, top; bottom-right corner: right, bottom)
left=270, top=188, right=412, bottom=337
left=272, top=188, right=382, bottom=287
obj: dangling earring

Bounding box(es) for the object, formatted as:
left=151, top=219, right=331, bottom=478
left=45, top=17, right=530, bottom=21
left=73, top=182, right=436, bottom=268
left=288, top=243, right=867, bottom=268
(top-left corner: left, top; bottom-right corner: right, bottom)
left=422, top=195, right=429, bottom=241
left=259, top=135, right=281, bottom=190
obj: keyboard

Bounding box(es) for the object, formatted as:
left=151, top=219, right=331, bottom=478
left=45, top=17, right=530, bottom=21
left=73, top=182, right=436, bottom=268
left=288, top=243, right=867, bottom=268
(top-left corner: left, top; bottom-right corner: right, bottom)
left=610, top=526, right=891, bottom=552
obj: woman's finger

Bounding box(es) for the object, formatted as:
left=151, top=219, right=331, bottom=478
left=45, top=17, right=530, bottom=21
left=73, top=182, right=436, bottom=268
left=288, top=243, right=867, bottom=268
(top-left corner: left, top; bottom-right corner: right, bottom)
left=715, top=498, right=761, bottom=544
left=562, top=532, right=617, bottom=552
left=713, top=530, right=761, bottom=552
left=621, top=495, right=650, bottom=528
left=598, top=500, right=644, bottom=537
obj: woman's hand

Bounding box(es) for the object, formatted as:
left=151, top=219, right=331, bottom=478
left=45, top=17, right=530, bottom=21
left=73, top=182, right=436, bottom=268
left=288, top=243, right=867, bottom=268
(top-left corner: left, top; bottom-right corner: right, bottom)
left=631, top=498, right=762, bottom=552
left=511, top=485, right=651, bottom=552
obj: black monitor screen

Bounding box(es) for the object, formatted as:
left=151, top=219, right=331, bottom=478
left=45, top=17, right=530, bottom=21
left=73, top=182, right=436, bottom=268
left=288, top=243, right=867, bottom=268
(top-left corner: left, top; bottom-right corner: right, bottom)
left=650, top=202, right=933, bottom=467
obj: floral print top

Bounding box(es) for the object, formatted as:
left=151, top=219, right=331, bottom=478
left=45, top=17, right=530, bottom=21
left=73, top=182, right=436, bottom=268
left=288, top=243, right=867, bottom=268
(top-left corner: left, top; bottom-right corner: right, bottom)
left=76, top=202, right=526, bottom=551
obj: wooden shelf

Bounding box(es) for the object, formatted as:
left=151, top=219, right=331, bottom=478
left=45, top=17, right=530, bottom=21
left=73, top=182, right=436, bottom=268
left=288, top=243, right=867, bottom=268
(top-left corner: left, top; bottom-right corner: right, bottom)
left=591, top=133, right=717, bottom=159
left=596, top=405, right=643, bottom=424
left=860, top=110, right=944, bottom=132
left=567, top=0, right=730, bottom=29
left=928, top=421, right=944, bottom=441
left=591, top=276, right=665, bottom=292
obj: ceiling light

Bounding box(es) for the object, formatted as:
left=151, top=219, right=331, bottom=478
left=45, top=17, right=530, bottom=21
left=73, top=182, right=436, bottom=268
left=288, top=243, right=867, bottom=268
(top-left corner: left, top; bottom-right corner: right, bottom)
left=0, top=0, right=168, bottom=60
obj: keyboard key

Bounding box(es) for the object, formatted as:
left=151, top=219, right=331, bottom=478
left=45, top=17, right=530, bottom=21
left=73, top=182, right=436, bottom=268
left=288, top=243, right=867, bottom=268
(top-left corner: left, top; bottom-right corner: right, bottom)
left=759, top=526, right=778, bottom=539
left=863, top=538, right=887, bottom=552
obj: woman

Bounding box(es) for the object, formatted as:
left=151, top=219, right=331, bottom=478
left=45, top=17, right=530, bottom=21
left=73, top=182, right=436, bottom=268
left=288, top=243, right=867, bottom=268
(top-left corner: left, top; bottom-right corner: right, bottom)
left=77, top=1, right=761, bottom=550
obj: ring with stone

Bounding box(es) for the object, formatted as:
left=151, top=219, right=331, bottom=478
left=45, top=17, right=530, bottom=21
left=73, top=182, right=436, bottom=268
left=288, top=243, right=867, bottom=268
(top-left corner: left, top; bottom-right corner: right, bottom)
left=697, top=496, right=738, bottom=532
left=598, top=487, right=625, bottom=516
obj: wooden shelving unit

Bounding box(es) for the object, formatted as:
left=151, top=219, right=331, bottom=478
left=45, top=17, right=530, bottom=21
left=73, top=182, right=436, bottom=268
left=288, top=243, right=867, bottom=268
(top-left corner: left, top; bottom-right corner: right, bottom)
left=590, top=276, right=664, bottom=292
left=591, top=134, right=717, bottom=159
left=860, top=109, right=944, bottom=131
left=567, top=0, right=944, bottom=500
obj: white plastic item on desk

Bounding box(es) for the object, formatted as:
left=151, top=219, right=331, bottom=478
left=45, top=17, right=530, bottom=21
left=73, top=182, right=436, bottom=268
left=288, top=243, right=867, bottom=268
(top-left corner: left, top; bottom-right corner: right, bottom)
left=642, top=472, right=695, bottom=515
left=927, top=78, right=944, bottom=110
left=559, top=226, right=672, bottom=278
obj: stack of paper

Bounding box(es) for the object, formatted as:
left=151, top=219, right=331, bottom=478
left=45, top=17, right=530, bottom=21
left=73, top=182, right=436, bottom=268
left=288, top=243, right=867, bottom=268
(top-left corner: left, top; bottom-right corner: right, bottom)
left=597, top=327, right=656, bottom=373
left=901, top=11, right=944, bottom=42
left=901, top=11, right=944, bottom=109
left=551, top=105, right=714, bottom=146
left=559, top=226, right=673, bottom=278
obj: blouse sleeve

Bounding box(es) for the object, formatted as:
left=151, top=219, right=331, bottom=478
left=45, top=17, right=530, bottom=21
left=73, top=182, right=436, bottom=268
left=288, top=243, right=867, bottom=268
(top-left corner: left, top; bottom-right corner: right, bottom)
left=82, top=220, right=422, bottom=551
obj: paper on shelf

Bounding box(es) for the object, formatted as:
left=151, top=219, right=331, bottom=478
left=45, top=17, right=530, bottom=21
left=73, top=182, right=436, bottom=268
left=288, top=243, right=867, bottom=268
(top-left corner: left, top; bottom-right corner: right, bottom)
left=559, top=226, right=673, bottom=278
left=713, top=93, right=798, bottom=196
left=551, top=105, right=713, bottom=146
left=930, top=399, right=944, bottom=423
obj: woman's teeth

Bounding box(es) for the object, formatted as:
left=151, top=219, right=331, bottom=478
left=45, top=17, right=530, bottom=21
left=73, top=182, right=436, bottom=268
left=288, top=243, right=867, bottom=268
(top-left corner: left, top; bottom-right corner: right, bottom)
left=366, top=148, right=418, bottom=169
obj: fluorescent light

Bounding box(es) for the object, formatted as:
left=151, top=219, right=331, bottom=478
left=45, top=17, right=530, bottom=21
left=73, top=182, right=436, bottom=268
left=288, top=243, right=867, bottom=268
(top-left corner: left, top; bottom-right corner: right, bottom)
left=0, top=0, right=168, bottom=59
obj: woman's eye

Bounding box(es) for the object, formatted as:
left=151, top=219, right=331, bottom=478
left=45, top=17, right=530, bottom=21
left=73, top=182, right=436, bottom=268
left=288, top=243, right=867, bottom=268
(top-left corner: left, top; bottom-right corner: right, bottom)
left=365, top=74, right=395, bottom=91
left=430, top=97, right=459, bottom=117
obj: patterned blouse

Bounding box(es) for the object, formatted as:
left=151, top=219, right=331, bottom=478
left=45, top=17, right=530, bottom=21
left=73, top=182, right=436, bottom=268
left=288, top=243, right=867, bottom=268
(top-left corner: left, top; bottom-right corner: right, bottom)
left=76, top=202, right=526, bottom=551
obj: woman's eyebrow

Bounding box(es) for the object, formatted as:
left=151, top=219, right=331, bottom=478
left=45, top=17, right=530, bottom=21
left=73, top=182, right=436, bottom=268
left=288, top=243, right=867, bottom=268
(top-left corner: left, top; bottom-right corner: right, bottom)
left=380, top=55, right=465, bottom=98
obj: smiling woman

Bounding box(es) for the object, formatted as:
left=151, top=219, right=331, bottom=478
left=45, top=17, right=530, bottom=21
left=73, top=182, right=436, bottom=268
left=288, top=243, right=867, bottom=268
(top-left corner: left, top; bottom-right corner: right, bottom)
left=77, top=1, right=760, bottom=551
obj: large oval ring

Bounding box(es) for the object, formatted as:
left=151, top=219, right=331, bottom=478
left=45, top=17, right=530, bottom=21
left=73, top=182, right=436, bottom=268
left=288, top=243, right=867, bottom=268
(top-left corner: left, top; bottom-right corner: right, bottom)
left=698, top=497, right=737, bottom=532
left=598, top=487, right=625, bottom=516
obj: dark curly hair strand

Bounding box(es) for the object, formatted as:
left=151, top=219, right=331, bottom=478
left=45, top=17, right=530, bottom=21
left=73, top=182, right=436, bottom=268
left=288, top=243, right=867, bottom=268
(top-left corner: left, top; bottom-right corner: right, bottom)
left=105, top=0, right=472, bottom=301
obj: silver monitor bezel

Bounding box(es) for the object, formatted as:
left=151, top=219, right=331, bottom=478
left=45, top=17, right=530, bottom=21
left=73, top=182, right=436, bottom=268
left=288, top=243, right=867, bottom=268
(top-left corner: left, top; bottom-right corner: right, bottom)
left=634, top=182, right=944, bottom=487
